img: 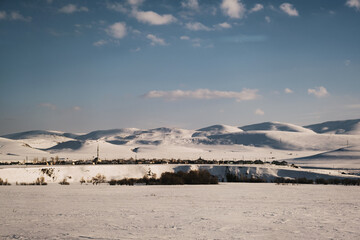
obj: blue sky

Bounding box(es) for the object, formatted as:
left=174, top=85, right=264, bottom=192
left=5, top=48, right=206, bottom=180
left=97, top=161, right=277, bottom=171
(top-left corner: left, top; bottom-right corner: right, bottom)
left=0, top=0, right=359, bottom=134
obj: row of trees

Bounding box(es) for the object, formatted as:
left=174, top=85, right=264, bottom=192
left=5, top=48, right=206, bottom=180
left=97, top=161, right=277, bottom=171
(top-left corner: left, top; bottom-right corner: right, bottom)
left=109, top=170, right=218, bottom=185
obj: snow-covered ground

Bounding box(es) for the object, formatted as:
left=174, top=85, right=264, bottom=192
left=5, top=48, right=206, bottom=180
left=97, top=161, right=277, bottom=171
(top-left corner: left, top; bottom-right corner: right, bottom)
left=0, top=183, right=359, bottom=239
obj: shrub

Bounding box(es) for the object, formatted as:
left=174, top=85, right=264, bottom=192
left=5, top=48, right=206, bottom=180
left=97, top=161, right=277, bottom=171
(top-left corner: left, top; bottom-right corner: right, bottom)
left=91, top=174, right=106, bottom=185
left=35, top=177, right=47, bottom=185
left=59, top=178, right=70, bottom=185
left=79, top=177, right=86, bottom=185
left=0, top=178, right=11, bottom=186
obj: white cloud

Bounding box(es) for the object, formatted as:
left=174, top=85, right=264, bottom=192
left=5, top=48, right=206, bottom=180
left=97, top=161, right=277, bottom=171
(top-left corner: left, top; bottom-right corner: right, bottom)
left=106, top=2, right=127, bottom=13
left=308, top=86, right=329, bottom=98
left=255, top=108, right=265, bottom=115
left=280, top=3, right=299, bottom=16
left=147, top=34, right=166, bottom=46
left=59, top=4, right=88, bottom=14
left=40, top=103, right=56, bottom=110
left=106, top=22, right=127, bottom=39
left=1, top=11, right=32, bottom=22
left=186, top=22, right=211, bottom=31
left=0, top=11, right=7, bottom=20
left=216, top=22, right=232, bottom=29
left=128, top=0, right=144, bottom=7
left=249, top=4, right=264, bottom=13
left=346, top=0, right=360, bottom=10
left=143, top=88, right=260, bottom=102
left=93, top=39, right=107, bottom=46
left=133, top=10, right=176, bottom=25
left=284, top=88, right=293, bottom=94
left=221, top=0, right=246, bottom=19
left=182, top=0, right=199, bottom=10
left=180, top=36, right=190, bottom=40
left=265, top=16, right=271, bottom=23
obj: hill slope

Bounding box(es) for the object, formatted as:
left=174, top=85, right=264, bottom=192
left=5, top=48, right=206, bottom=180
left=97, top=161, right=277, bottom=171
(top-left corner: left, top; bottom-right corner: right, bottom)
left=240, top=122, right=315, bottom=133
left=304, top=119, right=360, bottom=135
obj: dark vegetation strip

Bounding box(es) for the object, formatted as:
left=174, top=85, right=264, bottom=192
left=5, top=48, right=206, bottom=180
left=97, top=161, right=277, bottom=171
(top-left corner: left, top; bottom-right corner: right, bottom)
left=109, top=170, right=218, bottom=185
left=225, top=173, right=360, bottom=185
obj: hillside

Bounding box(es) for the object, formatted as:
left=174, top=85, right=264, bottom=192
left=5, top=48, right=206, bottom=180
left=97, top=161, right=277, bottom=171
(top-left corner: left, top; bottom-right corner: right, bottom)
left=304, top=119, right=360, bottom=135
left=240, top=121, right=315, bottom=133
left=1, top=119, right=360, bottom=168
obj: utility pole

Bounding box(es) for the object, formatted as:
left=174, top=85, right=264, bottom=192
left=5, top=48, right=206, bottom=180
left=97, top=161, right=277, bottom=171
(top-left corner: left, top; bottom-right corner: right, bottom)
left=97, top=143, right=100, bottom=160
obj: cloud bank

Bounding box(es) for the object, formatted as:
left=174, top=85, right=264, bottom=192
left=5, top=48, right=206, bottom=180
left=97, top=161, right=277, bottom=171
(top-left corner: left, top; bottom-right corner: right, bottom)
left=143, top=88, right=260, bottom=102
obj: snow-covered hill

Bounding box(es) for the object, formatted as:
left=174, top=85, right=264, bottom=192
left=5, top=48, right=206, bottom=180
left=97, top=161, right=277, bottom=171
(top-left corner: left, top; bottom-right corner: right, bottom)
left=1, top=119, right=360, bottom=168
left=304, top=119, right=360, bottom=135
left=240, top=121, right=315, bottom=133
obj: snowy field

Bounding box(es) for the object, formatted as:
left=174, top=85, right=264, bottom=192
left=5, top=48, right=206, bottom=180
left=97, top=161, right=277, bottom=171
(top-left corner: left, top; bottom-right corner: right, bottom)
left=1, top=183, right=359, bottom=239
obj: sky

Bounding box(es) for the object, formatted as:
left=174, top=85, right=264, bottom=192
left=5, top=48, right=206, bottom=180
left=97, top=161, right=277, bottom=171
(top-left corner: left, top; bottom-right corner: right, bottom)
left=0, top=0, right=359, bottom=135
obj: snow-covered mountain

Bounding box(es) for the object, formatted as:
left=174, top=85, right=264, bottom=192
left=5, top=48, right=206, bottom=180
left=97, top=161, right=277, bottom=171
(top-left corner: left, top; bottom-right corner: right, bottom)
left=1, top=119, right=360, bottom=167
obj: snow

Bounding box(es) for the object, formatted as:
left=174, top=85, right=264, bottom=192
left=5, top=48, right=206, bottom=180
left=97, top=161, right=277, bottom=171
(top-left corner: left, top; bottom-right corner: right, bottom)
left=304, top=119, right=360, bottom=135
left=241, top=121, right=315, bottom=133
left=0, top=164, right=358, bottom=184
left=1, top=119, right=360, bottom=169
left=0, top=183, right=359, bottom=239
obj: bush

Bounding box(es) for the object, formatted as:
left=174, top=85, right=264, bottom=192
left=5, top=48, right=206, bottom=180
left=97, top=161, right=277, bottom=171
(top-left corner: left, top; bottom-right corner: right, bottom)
left=59, top=178, right=70, bottom=185
left=35, top=177, right=47, bottom=185
left=0, top=178, right=11, bottom=186
left=79, top=177, right=86, bottom=185
left=91, top=174, right=106, bottom=185
left=17, top=177, right=47, bottom=186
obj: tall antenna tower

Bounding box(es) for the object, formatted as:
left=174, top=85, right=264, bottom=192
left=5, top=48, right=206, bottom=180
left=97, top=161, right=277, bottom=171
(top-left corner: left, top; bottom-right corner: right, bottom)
left=93, top=143, right=100, bottom=164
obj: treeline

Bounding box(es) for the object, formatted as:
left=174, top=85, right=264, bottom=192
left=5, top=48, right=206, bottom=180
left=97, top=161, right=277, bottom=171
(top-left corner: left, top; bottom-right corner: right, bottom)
left=274, top=177, right=360, bottom=185
left=226, top=173, right=266, bottom=183
left=109, top=170, right=218, bottom=185
left=0, top=158, right=298, bottom=168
